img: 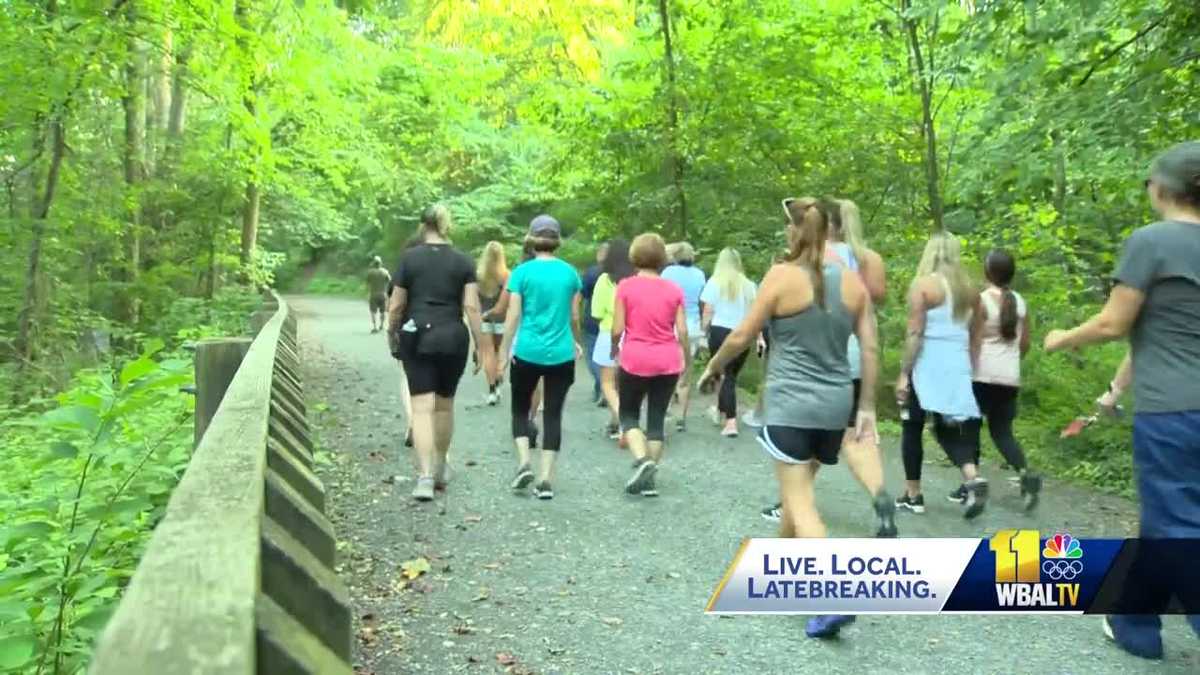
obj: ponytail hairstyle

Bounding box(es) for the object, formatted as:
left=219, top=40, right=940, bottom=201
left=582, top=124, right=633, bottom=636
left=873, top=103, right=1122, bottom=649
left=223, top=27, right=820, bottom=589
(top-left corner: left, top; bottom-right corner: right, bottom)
left=601, top=238, right=635, bottom=283
left=984, top=249, right=1019, bottom=340
left=835, top=199, right=869, bottom=264
left=418, top=204, right=452, bottom=241
left=476, top=241, right=509, bottom=297
left=784, top=197, right=833, bottom=308
left=915, top=231, right=974, bottom=322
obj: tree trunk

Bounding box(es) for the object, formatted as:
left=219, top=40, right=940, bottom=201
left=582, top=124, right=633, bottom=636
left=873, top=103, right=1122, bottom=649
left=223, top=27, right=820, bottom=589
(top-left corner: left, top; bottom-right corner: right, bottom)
left=236, top=0, right=260, bottom=272
left=15, top=119, right=65, bottom=364
left=656, top=0, right=688, bottom=240
left=122, top=0, right=146, bottom=321
left=901, top=0, right=944, bottom=231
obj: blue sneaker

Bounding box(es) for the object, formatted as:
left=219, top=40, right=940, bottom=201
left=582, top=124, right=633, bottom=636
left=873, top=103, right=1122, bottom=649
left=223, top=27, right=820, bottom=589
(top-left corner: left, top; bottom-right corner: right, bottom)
left=1103, top=616, right=1163, bottom=660
left=805, top=614, right=855, bottom=639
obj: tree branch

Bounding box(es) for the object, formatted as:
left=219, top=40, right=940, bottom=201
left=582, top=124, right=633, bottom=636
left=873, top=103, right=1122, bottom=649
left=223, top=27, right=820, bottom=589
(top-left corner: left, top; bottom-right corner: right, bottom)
left=1077, top=18, right=1165, bottom=86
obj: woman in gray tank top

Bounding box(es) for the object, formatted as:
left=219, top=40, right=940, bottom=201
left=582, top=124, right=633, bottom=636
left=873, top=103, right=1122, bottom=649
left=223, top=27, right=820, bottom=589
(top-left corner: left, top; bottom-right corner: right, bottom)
left=699, top=197, right=879, bottom=640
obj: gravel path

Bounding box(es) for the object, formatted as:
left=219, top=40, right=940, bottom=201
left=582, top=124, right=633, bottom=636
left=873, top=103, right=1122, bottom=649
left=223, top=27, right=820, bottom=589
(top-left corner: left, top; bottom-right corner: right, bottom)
left=292, top=295, right=1196, bottom=675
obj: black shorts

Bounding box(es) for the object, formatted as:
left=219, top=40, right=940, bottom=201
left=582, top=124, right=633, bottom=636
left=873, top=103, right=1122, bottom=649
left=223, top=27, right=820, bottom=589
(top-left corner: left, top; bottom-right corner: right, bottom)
left=403, top=350, right=468, bottom=398
left=846, top=378, right=862, bottom=428
left=369, top=294, right=387, bottom=313
left=757, top=425, right=843, bottom=466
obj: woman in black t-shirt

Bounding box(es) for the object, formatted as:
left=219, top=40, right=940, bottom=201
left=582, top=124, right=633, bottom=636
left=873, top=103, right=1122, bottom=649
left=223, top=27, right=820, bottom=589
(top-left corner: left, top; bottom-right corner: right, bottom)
left=388, top=205, right=490, bottom=502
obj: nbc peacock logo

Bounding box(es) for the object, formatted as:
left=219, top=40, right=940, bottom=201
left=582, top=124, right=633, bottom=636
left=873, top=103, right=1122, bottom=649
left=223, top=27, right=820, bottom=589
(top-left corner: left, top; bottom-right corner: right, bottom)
left=1041, top=532, right=1083, bottom=581
left=990, top=530, right=1083, bottom=608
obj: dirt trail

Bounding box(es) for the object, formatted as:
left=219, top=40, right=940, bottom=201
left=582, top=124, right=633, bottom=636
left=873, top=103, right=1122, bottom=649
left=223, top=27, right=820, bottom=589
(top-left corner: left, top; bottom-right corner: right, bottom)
left=292, top=295, right=1195, bottom=674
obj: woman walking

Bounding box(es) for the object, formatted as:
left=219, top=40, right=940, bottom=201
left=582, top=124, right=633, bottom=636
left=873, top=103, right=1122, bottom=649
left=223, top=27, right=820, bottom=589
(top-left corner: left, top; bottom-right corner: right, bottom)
left=388, top=205, right=489, bottom=501
left=967, top=248, right=1041, bottom=511
left=496, top=215, right=583, bottom=499
left=476, top=241, right=510, bottom=406
left=700, top=197, right=878, bottom=638
left=1045, top=141, right=1200, bottom=660
left=615, top=234, right=687, bottom=496
left=701, top=247, right=757, bottom=437
left=591, top=238, right=635, bottom=440
left=894, top=231, right=988, bottom=519
left=662, top=242, right=706, bottom=431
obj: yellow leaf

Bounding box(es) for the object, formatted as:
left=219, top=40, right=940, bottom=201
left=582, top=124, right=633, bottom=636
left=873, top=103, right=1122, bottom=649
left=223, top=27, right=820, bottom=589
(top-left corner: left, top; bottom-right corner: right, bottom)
left=401, top=557, right=431, bottom=580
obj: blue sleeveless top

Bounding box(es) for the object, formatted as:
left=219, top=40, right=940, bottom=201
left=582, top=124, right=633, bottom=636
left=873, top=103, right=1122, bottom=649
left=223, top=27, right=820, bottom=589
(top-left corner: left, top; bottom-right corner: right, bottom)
left=829, top=243, right=862, bottom=379
left=912, top=275, right=980, bottom=420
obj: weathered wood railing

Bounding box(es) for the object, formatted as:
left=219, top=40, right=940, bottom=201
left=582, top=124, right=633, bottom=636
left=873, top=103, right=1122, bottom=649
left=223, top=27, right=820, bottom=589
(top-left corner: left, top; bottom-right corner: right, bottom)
left=91, top=292, right=351, bottom=674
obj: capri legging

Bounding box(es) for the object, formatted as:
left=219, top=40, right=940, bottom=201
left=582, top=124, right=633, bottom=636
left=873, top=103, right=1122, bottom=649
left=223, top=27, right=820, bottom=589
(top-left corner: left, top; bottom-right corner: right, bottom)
left=510, top=357, right=574, bottom=451
left=617, top=369, right=679, bottom=441
left=707, top=326, right=750, bottom=419
left=900, top=388, right=982, bottom=481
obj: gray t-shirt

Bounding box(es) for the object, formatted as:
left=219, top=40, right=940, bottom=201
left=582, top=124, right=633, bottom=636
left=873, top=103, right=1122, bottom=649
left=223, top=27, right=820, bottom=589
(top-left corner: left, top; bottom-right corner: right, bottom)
left=1113, top=220, right=1200, bottom=413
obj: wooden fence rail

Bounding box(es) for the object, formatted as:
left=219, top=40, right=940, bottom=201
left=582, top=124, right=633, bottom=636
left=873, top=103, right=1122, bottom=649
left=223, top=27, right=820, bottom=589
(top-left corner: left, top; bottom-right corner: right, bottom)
left=90, top=292, right=351, bottom=675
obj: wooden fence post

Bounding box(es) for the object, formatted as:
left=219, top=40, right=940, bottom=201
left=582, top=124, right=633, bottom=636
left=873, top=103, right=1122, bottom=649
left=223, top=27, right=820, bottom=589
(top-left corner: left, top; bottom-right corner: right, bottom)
left=194, top=337, right=253, bottom=447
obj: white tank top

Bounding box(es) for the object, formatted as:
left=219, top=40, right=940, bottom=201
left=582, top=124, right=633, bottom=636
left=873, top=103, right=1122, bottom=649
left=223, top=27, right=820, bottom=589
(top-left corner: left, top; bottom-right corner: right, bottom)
left=974, top=287, right=1026, bottom=387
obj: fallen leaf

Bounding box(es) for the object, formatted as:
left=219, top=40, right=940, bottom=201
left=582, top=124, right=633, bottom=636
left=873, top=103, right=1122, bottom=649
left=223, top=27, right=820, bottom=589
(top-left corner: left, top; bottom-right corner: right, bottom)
left=496, top=652, right=517, bottom=666
left=667, top=572, right=681, bottom=579
left=601, top=617, right=623, bottom=627
left=464, top=515, right=483, bottom=523
left=483, top=562, right=502, bottom=570
left=401, top=557, right=431, bottom=580
left=453, top=624, right=475, bottom=635
left=472, top=590, right=491, bottom=602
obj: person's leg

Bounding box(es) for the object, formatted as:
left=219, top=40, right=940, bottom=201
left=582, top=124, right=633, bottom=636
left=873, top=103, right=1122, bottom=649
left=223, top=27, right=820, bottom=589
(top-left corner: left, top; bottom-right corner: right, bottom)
left=900, top=391, right=927, bottom=503
left=536, top=361, right=575, bottom=486
left=509, top=358, right=538, bottom=472
left=720, top=343, right=750, bottom=431
left=841, top=379, right=883, bottom=496
left=600, top=366, right=620, bottom=429
left=618, top=369, right=650, bottom=461
left=984, top=385, right=1027, bottom=471
left=583, top=332, right=601, bottom=400
left=776, top=460, right=824, bottom=538
left=645, top=374, right=678, bottom=463
left=934, top=416, right=987, bottom=518
left=433, top=395, right=454, bottom=484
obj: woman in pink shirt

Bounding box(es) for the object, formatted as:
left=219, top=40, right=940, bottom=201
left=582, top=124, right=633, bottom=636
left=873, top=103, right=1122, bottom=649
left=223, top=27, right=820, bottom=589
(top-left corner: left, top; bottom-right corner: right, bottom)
left=611, top=233, right=687, bottom=497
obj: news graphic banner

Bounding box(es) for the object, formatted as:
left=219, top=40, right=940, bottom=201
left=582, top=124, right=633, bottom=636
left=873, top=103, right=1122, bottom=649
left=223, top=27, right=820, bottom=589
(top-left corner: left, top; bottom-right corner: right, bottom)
left=704, top=531, right=1164, bottom=614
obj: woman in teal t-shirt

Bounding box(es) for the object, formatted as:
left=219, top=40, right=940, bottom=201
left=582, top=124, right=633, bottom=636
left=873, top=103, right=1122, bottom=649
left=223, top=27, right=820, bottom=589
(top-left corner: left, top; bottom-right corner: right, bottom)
left=497, top=215, right=583, bottom=500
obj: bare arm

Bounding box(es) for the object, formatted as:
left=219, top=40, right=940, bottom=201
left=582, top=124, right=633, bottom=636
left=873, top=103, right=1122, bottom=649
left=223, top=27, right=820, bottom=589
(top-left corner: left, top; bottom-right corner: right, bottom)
left=1045, top=285, right=1145, bottom=352
left=674, top=304, right=688, bottom=353
left=899, top=280, right=928, bottom=376
left=571, top=291, right=583, bottom=359
left=496, top=293, right=523, bottom=378
left=462, top=282, right=487, bottom=371
left=969, top=293, right=985, bottom=373
left=610, top=290, right=626, bottom=360
left=1097, top=351, right=1133, bottom=412
left=1019, top=310, right=1032, bottom=357
left=701, top=302, right=713, bottom=335
left=854, top=295, right=879, bottom=414
left=387, top=287, right=408, bottom=332
left=485, top=288, right=510, bottom=322
left=861, top=249, right=887, bottom=306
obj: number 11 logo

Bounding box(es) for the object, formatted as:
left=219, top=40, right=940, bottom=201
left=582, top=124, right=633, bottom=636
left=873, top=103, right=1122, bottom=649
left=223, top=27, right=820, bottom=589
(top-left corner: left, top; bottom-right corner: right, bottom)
left=990, top=530, right=1040, bottom=583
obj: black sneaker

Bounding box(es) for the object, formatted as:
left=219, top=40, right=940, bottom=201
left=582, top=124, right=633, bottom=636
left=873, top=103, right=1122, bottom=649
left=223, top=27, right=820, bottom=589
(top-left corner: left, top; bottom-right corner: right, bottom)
left=625, top=458, right=657, bottom=495
left=947, top=484, right=967, bottom=504
left=1020, top=472, right=1042, bottom=512
left=605, top=422, right=620, bottom=440
left=895, top=493, right=925, bottom=514
left=963, top=478, right=989, bottom=520
left=528, top=421, right=539, bottom=449
left=675, top=418, right=687, bottom=433
left=873, top=492, right=898, bottom=537
left=404, top=429, right=413, bottom=448
left=761, top=503, right=782, bottom=522
left=641, top=473, right=659, bottom=497
left=533, top=481, right=554, bottom=500
left=510, top=464, right=534, bottom=491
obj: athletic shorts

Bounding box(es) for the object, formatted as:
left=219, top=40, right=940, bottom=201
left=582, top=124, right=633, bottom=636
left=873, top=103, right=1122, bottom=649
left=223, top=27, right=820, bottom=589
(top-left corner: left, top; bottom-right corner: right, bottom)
left=757, top=425, right=843, bottom=466
left=369, top=294, right=387, bottom=313
left=592, top=331, right=617, bottom=368
left=403, top=350, right=468, bottom=398
left=480, top=321, right=505, bottom=335
left=846, top=379, right=862, bottom=428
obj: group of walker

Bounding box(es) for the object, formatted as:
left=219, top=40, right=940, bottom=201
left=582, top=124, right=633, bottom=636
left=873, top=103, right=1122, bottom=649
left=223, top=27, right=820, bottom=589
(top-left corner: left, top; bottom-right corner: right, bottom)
left=373, top=140, right=1200, bottom=653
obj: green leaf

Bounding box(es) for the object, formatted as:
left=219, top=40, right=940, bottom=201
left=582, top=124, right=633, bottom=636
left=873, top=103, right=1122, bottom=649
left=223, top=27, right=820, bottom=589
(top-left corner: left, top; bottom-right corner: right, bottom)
left=49, top=441, right=79, bottom=460
left=0, top=634, right=36, bottom=671
left=141, top=338, right=166, bottom=359
left=73, top=605, right=115, bottom=634
left=120, top=358, right=158, bottom=386
left=400, top=557, right=431, bottom=580
left=41, top=405, right=100, bottom=434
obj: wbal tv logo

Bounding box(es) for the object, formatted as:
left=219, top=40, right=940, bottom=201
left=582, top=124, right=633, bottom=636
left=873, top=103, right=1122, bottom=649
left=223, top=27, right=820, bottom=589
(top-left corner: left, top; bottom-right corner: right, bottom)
left=990, top=530, right=1082, bottom=608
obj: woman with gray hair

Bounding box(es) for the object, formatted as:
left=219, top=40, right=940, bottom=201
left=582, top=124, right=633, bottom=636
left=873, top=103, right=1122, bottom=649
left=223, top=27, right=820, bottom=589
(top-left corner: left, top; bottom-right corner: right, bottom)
left=1046, top=141, right=1200, bottom=660
left=662, top=241, right=706, bottom=430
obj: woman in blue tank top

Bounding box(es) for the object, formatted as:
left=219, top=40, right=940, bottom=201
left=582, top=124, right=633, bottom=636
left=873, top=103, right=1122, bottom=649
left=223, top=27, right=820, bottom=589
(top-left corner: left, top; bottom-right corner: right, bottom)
left=894, top=231, right=987, bottom=519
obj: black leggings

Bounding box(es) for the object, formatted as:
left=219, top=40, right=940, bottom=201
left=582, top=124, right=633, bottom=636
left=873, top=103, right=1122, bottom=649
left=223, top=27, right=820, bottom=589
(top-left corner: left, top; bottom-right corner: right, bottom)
left=708, top=326, right=750, bottom=419
left=972, top=382, right=1027, bottom=471
left=617, top=369, right=679, bottom=442
left=900, top=388, right=981, bottom=482
left=510, top=357, right=574, bottom=451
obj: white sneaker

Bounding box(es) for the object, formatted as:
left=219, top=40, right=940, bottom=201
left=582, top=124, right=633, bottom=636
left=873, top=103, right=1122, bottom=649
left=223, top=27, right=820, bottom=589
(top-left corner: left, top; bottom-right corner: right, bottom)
left=741, top=410, right=763, bottom=428
left=486, top=392, right=499, bottom=406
